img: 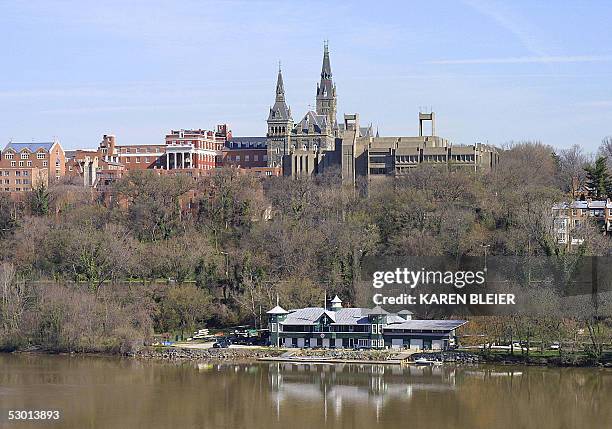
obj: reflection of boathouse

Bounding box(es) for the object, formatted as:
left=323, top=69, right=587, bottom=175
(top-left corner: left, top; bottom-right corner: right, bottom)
left=267, top=297, right=466, bottom=350
left=267, top=362, right=457, bottom=420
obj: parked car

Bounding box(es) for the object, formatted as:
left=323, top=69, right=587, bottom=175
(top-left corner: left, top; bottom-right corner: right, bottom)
left=213, top=338, right=231, bottom=348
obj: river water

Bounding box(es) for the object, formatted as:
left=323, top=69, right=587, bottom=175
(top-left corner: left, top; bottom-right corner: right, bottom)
left=0, top=354, right=610, bottom=429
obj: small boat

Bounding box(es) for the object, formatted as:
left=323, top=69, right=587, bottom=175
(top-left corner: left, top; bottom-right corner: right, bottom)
left=414, top=357, right=439, bottom=366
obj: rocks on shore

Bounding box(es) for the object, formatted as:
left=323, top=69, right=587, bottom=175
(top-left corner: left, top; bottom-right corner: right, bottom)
left=133, top=347, right=282, bottom=361
left=411, top=351, right=481, bottom=364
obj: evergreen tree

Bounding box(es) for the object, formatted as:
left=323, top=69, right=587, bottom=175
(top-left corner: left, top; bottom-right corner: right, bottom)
left=29, top=183, right=50, bottom=216
left=584, top=156, right=611, bottom=198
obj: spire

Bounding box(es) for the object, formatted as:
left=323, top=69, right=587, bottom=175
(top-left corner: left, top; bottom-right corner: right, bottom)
left=316, top=41, right=337, bottom=129
left=275, top=62, right=285, bottom=102
left=321, top=40, right=332, bottom=80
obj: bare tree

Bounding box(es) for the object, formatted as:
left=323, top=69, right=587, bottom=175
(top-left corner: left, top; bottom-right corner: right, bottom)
left=557, top=144, right=591, bottom=198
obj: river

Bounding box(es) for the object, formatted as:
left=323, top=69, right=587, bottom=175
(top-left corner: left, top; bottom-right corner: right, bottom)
left=0, top=354, right=610, bottom=429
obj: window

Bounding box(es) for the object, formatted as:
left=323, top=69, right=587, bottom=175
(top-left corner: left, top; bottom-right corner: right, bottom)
left=20, top=152, right=29, bottom=159
left=18, top=161, right=24, bottom=167
left=245, top=155, right=250, bottom=162
left=1, top=171, right=6, bottom=176
left=126, top=158, right=130, bottom=163
left=145, top=157, right=149, bottom=163
left=23, top=171, right=28, bottom=176
left=15, top=179, right=21, bottom=185
left=27, top=161, right=32, bottom=167
left=236, top=156, right=241, bottom=162
left=136, top=157, right=140, bottom=163
left=5, top=153, right=13, bottom=160
left=15, top=171, right=20, bottom=177
left=11, top=161, right=16, bottom=167
left=37, top=153, right=45, bottom=159
left=43, top=161, right=48, bottom=167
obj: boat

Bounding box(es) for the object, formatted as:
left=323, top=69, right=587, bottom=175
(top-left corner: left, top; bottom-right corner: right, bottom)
left=413, top=357, right=439, bottom=366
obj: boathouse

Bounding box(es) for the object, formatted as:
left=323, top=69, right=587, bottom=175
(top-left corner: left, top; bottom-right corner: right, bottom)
left=267, top=296, right=466, bottom=350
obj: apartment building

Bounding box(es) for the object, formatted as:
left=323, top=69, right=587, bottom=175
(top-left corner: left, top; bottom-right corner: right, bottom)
left=1, top=141, right=65, bottom=184
left=552, top=199, right=612, bottom=246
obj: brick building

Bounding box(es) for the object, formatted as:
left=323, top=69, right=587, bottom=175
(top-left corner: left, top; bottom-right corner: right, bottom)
left=1, top=141, right=65, bottom=184
left=552, top=199, right=612, bottom=246
left=164, top=126, right=226, bottom=171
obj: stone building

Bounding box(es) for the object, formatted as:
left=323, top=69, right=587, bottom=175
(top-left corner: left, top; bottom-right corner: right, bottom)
left=266, top=43, right=338, bottom=171
left=269, top=45, right=499, bottom=184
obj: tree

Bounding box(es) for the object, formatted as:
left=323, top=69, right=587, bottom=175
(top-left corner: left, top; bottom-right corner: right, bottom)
left=584, top=156, right=611, bottom=199
left=160, top=284, right=211, bottom=340
left=29, top=183, right=50, bottom=216
left=556, top=145, right=590, bottom=198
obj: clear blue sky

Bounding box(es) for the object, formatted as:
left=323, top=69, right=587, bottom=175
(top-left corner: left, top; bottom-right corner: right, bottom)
left=1, top=0, right=611, bottom=151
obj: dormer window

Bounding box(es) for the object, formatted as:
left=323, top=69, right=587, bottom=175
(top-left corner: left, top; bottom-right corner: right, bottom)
left=4, top=153, right=13, bottom=160
left=21, top=152, right=29, bottom=159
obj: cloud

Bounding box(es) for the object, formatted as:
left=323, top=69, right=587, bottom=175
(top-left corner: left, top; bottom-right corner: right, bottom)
left=426, top=55, right=612, bottom=65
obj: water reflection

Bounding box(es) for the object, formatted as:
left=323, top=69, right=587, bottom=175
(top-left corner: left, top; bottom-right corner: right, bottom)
left=0, top=354, right=610, bottom=429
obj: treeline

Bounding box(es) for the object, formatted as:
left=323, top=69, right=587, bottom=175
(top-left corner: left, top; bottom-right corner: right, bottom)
left=0, top=140, right=611, bottom=354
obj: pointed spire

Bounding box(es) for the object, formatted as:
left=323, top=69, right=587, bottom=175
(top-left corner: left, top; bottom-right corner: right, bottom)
left=275, top=62, right=285, bottom=102
left=321, top=40, right=332, bottom=80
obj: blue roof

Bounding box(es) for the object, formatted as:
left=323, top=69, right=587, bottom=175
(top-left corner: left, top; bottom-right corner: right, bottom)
left=5, top=142, right=56, bottom=152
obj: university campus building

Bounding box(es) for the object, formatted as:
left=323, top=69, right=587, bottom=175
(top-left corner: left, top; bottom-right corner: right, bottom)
left=267, top=296, right=466, bottom=351
left=0, top=140, right=66, bottom=193
left=263, top=43, right=500, bottom=184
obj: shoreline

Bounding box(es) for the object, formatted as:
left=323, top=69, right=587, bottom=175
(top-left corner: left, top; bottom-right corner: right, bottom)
left=5, top=347, right=611, bottom=368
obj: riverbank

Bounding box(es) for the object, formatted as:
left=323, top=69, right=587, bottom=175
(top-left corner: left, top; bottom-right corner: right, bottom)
left=131, top=347, right=612, bottom=367
left=5, top=346, right=610, bottom=368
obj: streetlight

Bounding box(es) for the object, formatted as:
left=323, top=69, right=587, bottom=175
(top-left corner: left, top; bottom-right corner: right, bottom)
left=481, top=244, right=491, bottom=273
left=219, top=251, right=229, bottom=278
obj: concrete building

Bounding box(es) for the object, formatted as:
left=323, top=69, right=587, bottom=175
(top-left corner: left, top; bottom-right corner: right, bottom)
left=552, top=199, right=612, bottom=246
left=268, top=296, right=466, bottom=350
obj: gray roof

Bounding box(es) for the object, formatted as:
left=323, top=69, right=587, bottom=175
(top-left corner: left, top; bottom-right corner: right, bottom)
left=5, top=141, right=56, bottom=152
left=293, top=111, right=328, bottom=134
left=281, top=307, right=371, bottom=326
left=368, top=305, right=389, bottom=315
left=386, top=320, right=467, bottom=331
left=226, top=136, right=267, bottom=149
left=553, top=200, right=612, bottom=210
left=267, top=305, right=289, bottom=315
left=398, top=309, right=414, bottom=315
left=276, top=305, right=465, bottom=331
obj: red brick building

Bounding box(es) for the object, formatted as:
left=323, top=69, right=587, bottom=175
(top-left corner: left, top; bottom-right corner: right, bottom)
left=164, top=126, right=227, bottom=171
left=1, top=141, right=66, bottom=184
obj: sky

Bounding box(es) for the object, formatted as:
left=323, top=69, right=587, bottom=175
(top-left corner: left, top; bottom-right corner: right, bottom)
left=1, top=0, right=611, bottom=152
